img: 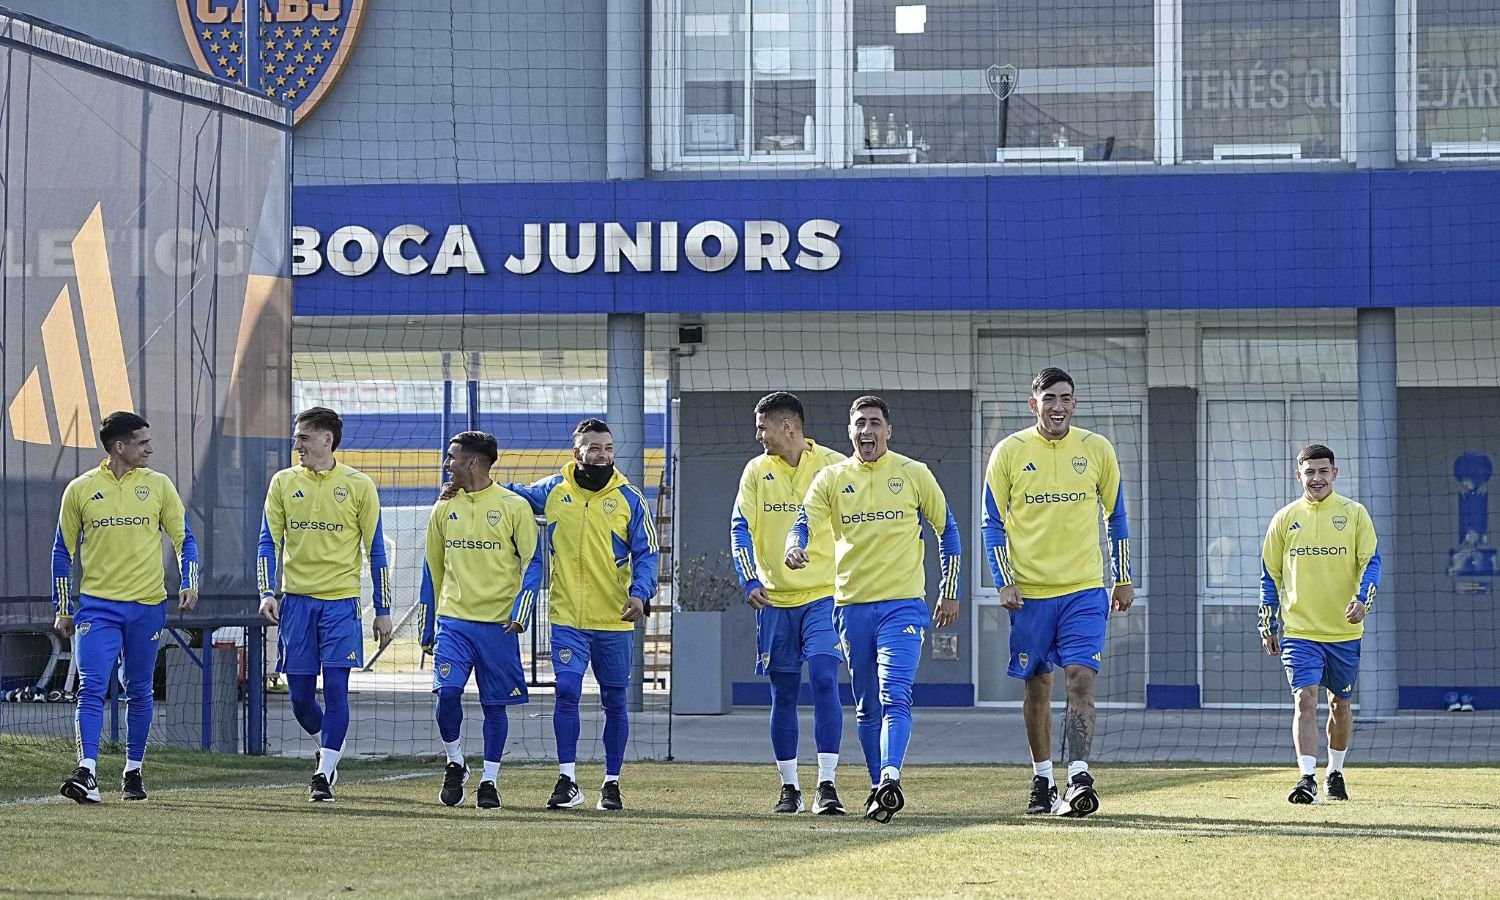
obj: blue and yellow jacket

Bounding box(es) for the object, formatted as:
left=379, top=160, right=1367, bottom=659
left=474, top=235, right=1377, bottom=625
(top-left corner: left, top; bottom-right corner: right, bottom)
left=730, top=439, right=844, bottom=607
left=1261, top=491, right=1380, bottom=642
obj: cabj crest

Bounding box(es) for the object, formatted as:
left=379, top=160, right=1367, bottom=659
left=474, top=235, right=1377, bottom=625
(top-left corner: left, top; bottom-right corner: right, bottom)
left=178, top=1, right=368, bottom=125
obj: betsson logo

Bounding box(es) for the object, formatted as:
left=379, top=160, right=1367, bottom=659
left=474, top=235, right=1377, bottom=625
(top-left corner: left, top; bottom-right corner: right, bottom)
left=1289, top=546, right=1349, bottom=556
left=841, top=510, right=905, bottom=524
left=1024, top=491, right=1089, bottom=504
left=291, top=219, right=842, bottom=277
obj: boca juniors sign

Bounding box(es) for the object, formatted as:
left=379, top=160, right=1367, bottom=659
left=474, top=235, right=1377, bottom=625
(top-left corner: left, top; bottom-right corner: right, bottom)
left=178, top=0, right=366, bottom=124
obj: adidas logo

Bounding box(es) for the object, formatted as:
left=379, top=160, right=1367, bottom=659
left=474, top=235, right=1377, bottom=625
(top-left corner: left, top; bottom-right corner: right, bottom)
left=292, top=490, right=305, bottom=498
left=1023, top=462, right=1037, bottom=472
left=448, top=512, right=459, bottom=520
left=509, top=687, right=522, bottom=697
left=903, top=625, right=921, bottom=635
left=763, top=473, right=775, bottom=481
left=6, top=204, right=134, bottom=448
left=562, top=495, right=573, bottom=503
left=1289, top=522, right=1301, bottom=531
left=89, top=492, right=104, bottom=502
left=842, top=485, right=856, bottom=494
left=347, top=651, right=357, bottom=661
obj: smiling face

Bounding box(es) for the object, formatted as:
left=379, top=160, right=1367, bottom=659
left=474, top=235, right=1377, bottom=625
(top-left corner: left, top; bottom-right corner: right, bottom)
left=1296, top=455, right=1338, bottom=501
left=110, top=427, right=153, bottom=469
left=445, top=441, right=487, bottom=492
left=292, top=424, right=335, bottom=470
left=755, top=410, right=801, bottom=459
left=848, top=404, right=892, bottom=463
left=1030, top=379, right=1077, bottom=439
left=574, top=429, right=615, bottom=467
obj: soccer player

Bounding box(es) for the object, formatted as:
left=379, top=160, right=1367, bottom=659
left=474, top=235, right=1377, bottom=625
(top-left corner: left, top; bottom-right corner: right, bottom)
left=499, top=418, right=659, bottom=811
left=54, top=411, right=200, bottom=803
left=419, top=431, right=543, bottom=809
left=981, top=367, right=1133, bottom=818
left=730, top=391, right=847, bottom=815
left=1260, top=443, right=1380, bottom=804
left=785, top=395, right=961, bottom=824
left=257, top=407, right=393, bottom=802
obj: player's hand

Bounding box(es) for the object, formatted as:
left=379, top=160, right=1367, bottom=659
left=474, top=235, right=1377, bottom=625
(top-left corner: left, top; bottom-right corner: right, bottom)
left=1261, top=632, right=1281, bottom=656
left=1345, top=601, right=1368, bottom=625
left=372, top=614, right=393, bottom=648
left=746, top=586, right=772, bottom=609
left=1111, top=583, right=1135, bottom=613
left=437, top=481, right=460, bottom=501
left=933, top=597, right=960, bottom=629
left=505, top=620, right=526, bottom=634
left=998, top=585, right=1023, bottom=610
left=258, top=594, right=280, bottom=625
left=178, top=588, right=199, bottom=612
left=54, top=615, right=75, bottom=638
left=784, top=547, right=808, bottom=570
left=621, top=596, right=645, bottom=623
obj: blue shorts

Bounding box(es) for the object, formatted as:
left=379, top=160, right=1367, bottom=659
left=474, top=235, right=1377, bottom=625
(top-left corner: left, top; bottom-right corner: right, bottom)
left=551, top=625, right=634, bottom=687
left=431, top=617, right=529, bottom=705
left=1282, top=638, right=1361, bottom=698
left=755, top=597, right=842, bottom=675
left=1007, top=587, right=1109, bottom=679
left=278, top=594, right=363, bottom=674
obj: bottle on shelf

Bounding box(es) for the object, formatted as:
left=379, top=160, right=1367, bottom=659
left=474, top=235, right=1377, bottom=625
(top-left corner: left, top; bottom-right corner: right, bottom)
left=868, top=114, right=880, bottom=149
left=1055, top=126, right=1069, bottom=149
left=904, top=122, right=914, bottom=148
left=885, top=113, right=898, bottom=148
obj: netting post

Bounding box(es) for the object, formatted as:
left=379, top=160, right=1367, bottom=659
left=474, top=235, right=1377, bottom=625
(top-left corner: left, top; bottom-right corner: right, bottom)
left=202, top=629, right=214, bottom=751
left=1358, top=308, right=1398, bottom=718
left=1349, top=0, right=1396, bottom=168
left=605, top=0, right=647, bottom=180
left=247, top=624, right=265, bottom=755
left=608, top=313, right=647, bottom=713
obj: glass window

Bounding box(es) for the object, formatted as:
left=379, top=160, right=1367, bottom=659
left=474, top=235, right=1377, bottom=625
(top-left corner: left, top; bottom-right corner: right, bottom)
left=1182, top=0, right=1341, bottom=160
left=852, top=0, right=1154, bottom=165
left=1415, top=0, right=1500, bottom=157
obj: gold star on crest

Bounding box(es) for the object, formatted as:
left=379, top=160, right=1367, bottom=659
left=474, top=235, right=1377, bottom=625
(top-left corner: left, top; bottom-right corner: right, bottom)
left=313, top=53, right=325, bottom=64
left=229, top=42, right=239, bottom=53
left=210, top=42, right=221, bottom=53
left=292, top=26, right=303, bottom=37
left=286, top=89, right=297, bottom=99
left=294, top=53, right=305, bottom=63
left=321, top=40, right=332, bottom=51
left=218, top=56, right=229, bottom=67
left=201, top=29, right=212, bottom=40
left=275, top=51, right=285, bottom=61
left=304, top=65, right=316, bottom=75
left=274, top=27, right=284, bottom=38
left=329, top=26, right=340, bottom=36
left=311, top=27, right=321, bottom=37
left=220, top=28, right=230, bottom=39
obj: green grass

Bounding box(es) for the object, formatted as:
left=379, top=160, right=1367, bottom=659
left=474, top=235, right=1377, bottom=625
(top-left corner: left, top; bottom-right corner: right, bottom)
left=3, top=737, right=1498, bottom=898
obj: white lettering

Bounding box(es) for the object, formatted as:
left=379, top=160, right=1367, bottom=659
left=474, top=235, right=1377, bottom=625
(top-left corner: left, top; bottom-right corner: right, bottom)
left=603, top=222, right=652, bottom=273
left=327, top=225, right=379, bottom=276
left=382, top=224, right=429, bottom=275
left=504, top=223, right=543, bottom=275
left=795, top=219, right=841, bottom=271
left=431, top=225, right=485, bottom=275
left=549, top=222, right=596, bottom=274
left=291, top=225, right=323, bottom=276
left=684, top=220, right=738, bottom=272
left=743, top=220, right=790, bottom=272
left=659, top=220, right=679, bottom=272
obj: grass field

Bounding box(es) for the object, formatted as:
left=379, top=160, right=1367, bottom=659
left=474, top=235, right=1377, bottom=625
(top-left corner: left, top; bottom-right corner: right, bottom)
left=3, top=737, right=1498, bottom=898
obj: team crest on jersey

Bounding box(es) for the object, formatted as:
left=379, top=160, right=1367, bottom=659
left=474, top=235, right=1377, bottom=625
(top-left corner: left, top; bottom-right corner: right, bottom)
left=603, top=498, right=619, bottom=515
left=886, top=477, right=904, bottom=495
left=1332, top=515, right=1348, bottom=531
left=135, top=485, right=150, bottom=501
left=487, top=509, right=502, bottom=527
left=177, top=0, right=369, bottom=126
left=1072, top=456, right=1088, bottom=474
left=558, top=647, right=573, bottom=664
left=77, top=622, right=91, bottom=636
left=1017, top=651, right=1028, bottom=669
left=437, top=663, right=451, bottom=679
left=333, top=486, right=349, bottom=503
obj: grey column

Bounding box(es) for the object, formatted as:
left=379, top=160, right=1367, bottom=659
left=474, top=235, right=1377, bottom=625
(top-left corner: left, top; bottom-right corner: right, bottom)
left=1352, top=0, right=1396, bottom=168
left=608, top=313, right=647, bottom=711
left=1358, top=308, right=1398, bottom=717
left=606, top=0, right=647, bottom=180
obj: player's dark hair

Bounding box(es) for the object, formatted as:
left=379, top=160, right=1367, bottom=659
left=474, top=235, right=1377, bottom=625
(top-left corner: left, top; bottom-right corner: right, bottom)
left=99, top=411, right=149, bottom=451
left=1032, top=367, right=1075, bottom=395
left=849, top=395, right=891, bottom=421
left=295, top=406, right=344, bottom=451
left=755, top=391, right=804, bottom=422
left=1297, top=444, right=1336, bottom=466
left=450, top=430, right=499, bottom=466
left=574, top=417, right=611, bottom=438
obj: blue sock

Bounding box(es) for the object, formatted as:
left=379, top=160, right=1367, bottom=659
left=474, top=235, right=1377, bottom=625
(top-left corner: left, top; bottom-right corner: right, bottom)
left=435, top=687, right=464, bottom=744
left=601, top=684, right=629, bottom=778
left=480, top=703, right=509, bottom=764
left=553, top=671, right=583, bottom=764
left=768, top=670, right=801, bottom=761
left=287, top=673, right=324, bottom=738
left=320, top=667, right=351, bottom=751
left=806, top=655, right=843, bottom=755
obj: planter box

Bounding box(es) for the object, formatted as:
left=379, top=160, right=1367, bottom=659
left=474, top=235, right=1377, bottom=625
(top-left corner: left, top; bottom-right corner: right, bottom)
left=672, top=610, right=732, bottom=715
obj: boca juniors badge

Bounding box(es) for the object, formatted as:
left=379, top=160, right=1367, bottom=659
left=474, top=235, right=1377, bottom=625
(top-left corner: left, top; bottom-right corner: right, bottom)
left=178, top=0, right=368, bottom=125
left=135, top=485, right=151, bottom=501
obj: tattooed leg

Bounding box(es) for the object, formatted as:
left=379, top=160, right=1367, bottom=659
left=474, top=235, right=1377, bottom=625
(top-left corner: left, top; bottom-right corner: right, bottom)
left=1062, top=665, right=1097, bottom=763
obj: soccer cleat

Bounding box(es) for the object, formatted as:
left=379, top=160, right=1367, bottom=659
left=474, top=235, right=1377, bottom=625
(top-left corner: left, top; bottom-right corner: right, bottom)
left=813, top=781, right=846, bottom=816
left=1288, top=774, right=1319, bottom=804
left=773, top=784, right=805, bottom=814
left=866, top=777, right=904, bottom=824
left=309, top=772, right=335, bottom=803
left=1059, top=771, right=1100, bottom=818
left=598, top=780, right=624, bottom=811
left=476, top=780, right=502, bottom=810
left=60, top=766, right=100, bottom=805
left=1325, top=771, right=1349, bottom=802
left=440, top=762, right=469, bottom=807
left=546, top=774, right=583, bottom=809
left=121, top=769, right=147, bottom=801
left=1026, top=775, right=1059, bottom=815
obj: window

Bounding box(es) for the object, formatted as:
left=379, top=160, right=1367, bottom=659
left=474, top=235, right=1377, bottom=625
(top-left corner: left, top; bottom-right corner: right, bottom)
left=1411, top=0, right=1500, bottom=159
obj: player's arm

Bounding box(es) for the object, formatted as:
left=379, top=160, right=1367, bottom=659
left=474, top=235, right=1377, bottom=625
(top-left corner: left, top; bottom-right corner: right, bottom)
left=1348, top=506, right=1381, bottom=625
left=357, top=481, right=393, bottom=649
left=729, top=464, right=769, bottom=607
left=506, top=506, right=543, bottom=633
left=257, top=474, right=285, bottom=622
left=621, top=485, right=660, bottom=622
left=916, top=465, right=962, bottom=628
left=981, top=444, right=1019, bottom=595
left=498, top=475, right=562, bottom=515
left=160, top=479, right=200, bottom=611
left=1259, top=515, right=1286, bottom=654
left=1097, top=442, right=1134, bottom=611
left=785, top=469, right=831, bottom=569
left=418, top=504, right=446, bottom=652
left=51, top=482, right=83, bottom=633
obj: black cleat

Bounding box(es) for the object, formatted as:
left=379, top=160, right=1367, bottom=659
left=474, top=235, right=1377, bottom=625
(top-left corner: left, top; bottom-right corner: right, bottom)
left=1026, top=775, right=1059, bottom=815
left=440, top=762, right=469, bottom=807
left=309, top=772, right=335, bottom=802
left=1288, top=774, right=1319, bottom=805
left=867, top=778, right=904, bottom=824
left=597, top=779, right=624, bottom=811
left=813, top=781, right=846, bottom=816
left=546, top=774, right=583, bottom=809
left=121, top=769, right=147, bottom=801
left=476, top=780, right=502, bottom=810
left=60, top=766, right=100, bottom=804
left=1325, top=771, right=1349, bottom=802
left=773, top=784, right=805, bottom=814
left=1060, top=771, right=1099, bottom=817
